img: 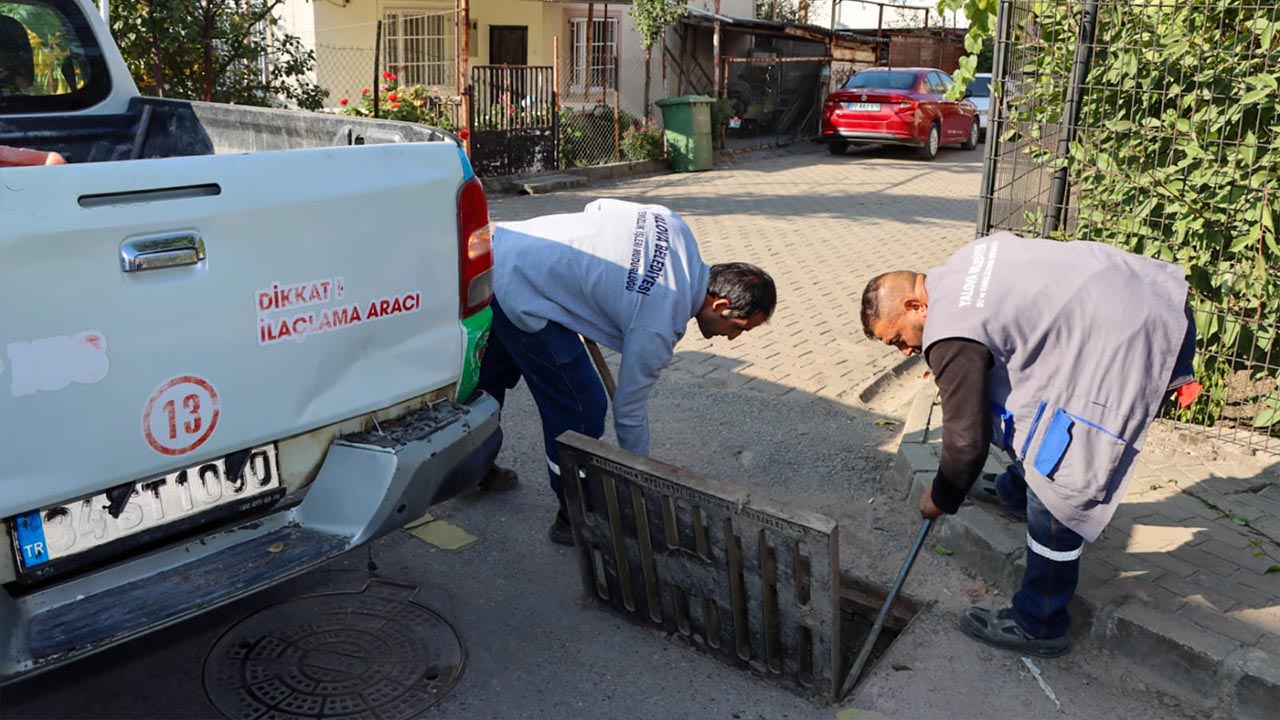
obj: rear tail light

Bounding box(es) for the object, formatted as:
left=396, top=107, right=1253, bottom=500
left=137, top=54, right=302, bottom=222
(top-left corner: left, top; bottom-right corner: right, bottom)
left=887, top=94, right=917, bottom=112
left=457, top=176, right=492, bottom=318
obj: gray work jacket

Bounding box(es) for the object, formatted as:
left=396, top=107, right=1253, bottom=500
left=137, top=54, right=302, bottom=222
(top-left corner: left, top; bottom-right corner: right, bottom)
left=922, top=234, right=1189, bottom=541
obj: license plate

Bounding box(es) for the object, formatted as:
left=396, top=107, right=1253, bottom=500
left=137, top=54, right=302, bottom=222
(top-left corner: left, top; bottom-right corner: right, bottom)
left=844, top=102, right=881, bottom=112
left=11, top=445, right=281, bottom=573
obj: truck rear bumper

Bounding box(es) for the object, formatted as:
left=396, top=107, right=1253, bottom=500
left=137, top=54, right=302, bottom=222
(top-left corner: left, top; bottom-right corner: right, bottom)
left=0, top=392, right=500, bottom=685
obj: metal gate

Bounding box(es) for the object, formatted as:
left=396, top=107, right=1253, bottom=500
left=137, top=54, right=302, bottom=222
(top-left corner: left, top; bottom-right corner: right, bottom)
left=468, top=65, right=558, bottom=177
left=720, top=57, right=828, bottom=141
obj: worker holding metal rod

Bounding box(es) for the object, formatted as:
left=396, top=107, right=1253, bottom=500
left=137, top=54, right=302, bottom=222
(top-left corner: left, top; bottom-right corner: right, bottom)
left=859, top=233, right=1198, bottom=657
left=476, top=199, right=776, bottom=545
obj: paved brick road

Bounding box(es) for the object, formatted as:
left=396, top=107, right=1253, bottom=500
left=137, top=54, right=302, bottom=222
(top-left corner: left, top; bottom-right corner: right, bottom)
left=489, top=143, right=985, bottom=404
left=489, top=144, right=1280, bottom=717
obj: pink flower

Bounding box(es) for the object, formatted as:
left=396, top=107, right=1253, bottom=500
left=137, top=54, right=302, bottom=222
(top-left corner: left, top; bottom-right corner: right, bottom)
left=508, top=107, right=515, bottom=115
left=431, top=86, right=440, bottom=93
left=380, top=84, right=388, bottom=92
left=338, top=98, right=349, bottom=106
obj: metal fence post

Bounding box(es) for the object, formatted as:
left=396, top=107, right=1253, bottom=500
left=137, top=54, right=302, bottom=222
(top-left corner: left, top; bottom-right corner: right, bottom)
left=1042, top=0, right=1099, bottom=237
left=977, top=0, right=1015, bottom=237
left=460, top=0, right=472, bottom=155
left=373, top=20, right=382, bottom=119
left=553, top=35, right=561, bottom=170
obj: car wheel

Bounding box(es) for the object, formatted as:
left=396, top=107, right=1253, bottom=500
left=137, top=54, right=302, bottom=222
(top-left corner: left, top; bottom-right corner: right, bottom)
left=917, top=124, right=940, bottom=160
left=828, top=141, right=848, bottom=156
left=961, top=120, right=979, bottom=151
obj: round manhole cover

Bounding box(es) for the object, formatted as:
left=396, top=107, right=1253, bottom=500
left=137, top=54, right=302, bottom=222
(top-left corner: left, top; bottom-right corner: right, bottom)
left=204, top=579, right=464, bottom=719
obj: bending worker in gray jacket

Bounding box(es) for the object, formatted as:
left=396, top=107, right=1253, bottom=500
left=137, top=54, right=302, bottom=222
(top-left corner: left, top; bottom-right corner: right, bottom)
left=478, top=199, right=776, bottom=545
left=860, top=233, right=1198, bottom=656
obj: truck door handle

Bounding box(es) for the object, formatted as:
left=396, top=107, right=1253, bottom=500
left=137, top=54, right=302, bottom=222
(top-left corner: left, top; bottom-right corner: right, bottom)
left=120, top=233, right=206, bottom=272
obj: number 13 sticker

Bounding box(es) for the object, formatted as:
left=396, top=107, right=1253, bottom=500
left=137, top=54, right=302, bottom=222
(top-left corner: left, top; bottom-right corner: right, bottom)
left=143, top=375, right=220, bottom=456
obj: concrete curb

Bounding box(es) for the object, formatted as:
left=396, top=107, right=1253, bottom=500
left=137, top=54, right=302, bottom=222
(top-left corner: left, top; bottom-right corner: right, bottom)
left=855, top=353, right=923, bottom=405
left=481, top=158, right=668, bottom=196
left=892, top=382, right=1280, bottom=718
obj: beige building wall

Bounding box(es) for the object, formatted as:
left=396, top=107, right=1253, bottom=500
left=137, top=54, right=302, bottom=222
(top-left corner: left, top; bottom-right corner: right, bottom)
left=557, top=0, right=757, bottom=120
left=281, top=0, right=457, bottom=108
left=279, top=0, right=753, bottom=119
left=471, top=0, right=551, bottom=65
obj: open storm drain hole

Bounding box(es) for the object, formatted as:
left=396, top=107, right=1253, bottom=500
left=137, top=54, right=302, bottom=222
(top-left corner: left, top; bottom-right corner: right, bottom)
left=838, top=574, right=924, bottom=680
left=203, top=579, right=464, bottom=720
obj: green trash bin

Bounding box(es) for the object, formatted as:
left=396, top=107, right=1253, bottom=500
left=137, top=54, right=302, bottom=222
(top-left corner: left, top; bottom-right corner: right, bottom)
left=656, top=95, right=715, bottom=172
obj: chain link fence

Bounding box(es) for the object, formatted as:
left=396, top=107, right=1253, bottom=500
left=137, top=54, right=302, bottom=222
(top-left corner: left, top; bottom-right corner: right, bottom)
left=555, top=23, right=661, bottom=169
left=979, top=0, right=1280, bottom=452
left=314, top=9, right=463, bottom=130
left=314, top=44, right=378, bottom=110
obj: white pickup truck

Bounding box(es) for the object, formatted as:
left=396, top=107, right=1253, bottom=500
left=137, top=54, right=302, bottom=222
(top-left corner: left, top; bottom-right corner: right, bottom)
left=0, top=0, right=499, bottom=683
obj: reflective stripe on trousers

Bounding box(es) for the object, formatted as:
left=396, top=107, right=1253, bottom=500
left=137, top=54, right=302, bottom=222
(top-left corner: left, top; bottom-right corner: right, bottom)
left=996, top=466, right=1084, bottom=640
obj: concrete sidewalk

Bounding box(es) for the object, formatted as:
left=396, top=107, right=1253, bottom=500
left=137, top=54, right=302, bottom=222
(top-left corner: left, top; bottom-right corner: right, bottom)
left=893, top=384, right=1280, bottom=719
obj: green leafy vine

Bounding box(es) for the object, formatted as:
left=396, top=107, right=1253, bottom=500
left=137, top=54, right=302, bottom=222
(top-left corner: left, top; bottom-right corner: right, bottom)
left=947, top=1, right=1280, bottom=433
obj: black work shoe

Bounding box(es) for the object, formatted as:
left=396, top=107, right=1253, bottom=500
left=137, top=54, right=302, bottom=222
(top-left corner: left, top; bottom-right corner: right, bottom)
left=959, top=606, right=1070, bottom=658
left=477, top=465, right=519, bottom=493
left=968, top=472, right=1028, bottom=521
left=548, top=510, right=574, bottom=546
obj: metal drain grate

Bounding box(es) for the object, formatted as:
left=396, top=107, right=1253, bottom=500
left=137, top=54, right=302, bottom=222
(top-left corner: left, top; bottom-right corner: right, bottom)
left=204, top=579, right=464, bottom=719
left=556, top=432, right=845, bottom=703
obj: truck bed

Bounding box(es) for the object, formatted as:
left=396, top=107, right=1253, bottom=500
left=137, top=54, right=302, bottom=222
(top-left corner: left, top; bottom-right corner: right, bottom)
left=0, top=96, right=458, bottom=163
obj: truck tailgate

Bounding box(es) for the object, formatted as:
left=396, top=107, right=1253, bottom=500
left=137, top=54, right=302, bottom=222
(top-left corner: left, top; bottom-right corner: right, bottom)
left=0, top=142, right=466, bottom=517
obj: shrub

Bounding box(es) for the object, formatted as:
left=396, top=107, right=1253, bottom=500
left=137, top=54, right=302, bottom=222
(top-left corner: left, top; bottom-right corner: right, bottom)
left=621, top=120, right=665, bottom=162
left=337, top=72, right=457, bottom=131
left=559, top=102, right=646, bottom=168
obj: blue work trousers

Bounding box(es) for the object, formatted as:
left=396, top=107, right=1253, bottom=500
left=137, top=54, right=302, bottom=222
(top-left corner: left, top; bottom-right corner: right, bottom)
left=995, top=467, right=1084, bottom=640
left=477, top=300, right=607, bottom=508
left=994, top=310, right=1193, bottom=639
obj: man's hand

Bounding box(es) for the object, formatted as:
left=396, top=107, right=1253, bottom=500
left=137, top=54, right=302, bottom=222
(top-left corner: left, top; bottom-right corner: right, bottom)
left=920, top=488, right=945, bottom=520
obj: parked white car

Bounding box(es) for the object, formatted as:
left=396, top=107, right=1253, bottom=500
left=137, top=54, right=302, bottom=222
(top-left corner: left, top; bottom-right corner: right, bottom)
left=0, top=0, right=500, bottom=683
left=966, top=72, right=993, bottom=141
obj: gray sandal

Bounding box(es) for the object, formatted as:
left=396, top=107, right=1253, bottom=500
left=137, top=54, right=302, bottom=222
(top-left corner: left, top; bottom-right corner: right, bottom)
left=959, top=606, right=1069, bottom=658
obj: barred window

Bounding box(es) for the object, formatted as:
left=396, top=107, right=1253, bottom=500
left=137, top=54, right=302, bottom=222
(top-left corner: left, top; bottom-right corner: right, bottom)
left=383, top=7, right=455, bottom=87
left=569, top=18, right=617, bottom=92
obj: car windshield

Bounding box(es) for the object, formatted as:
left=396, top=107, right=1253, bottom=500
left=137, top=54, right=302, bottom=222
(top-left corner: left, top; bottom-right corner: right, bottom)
left=967, top=76, right=992, bottom=97
left=844, top=71, right=917, bottom=91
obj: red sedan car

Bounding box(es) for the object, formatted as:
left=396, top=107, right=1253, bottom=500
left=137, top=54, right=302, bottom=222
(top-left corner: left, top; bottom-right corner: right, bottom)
left=821, top=67, right=980, bottom=160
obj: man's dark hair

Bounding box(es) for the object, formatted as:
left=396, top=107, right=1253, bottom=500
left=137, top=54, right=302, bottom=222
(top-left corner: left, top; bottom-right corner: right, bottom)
left=860, top=272, right=903, bottom=339
left=708, top=263, right=777, bottom=320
